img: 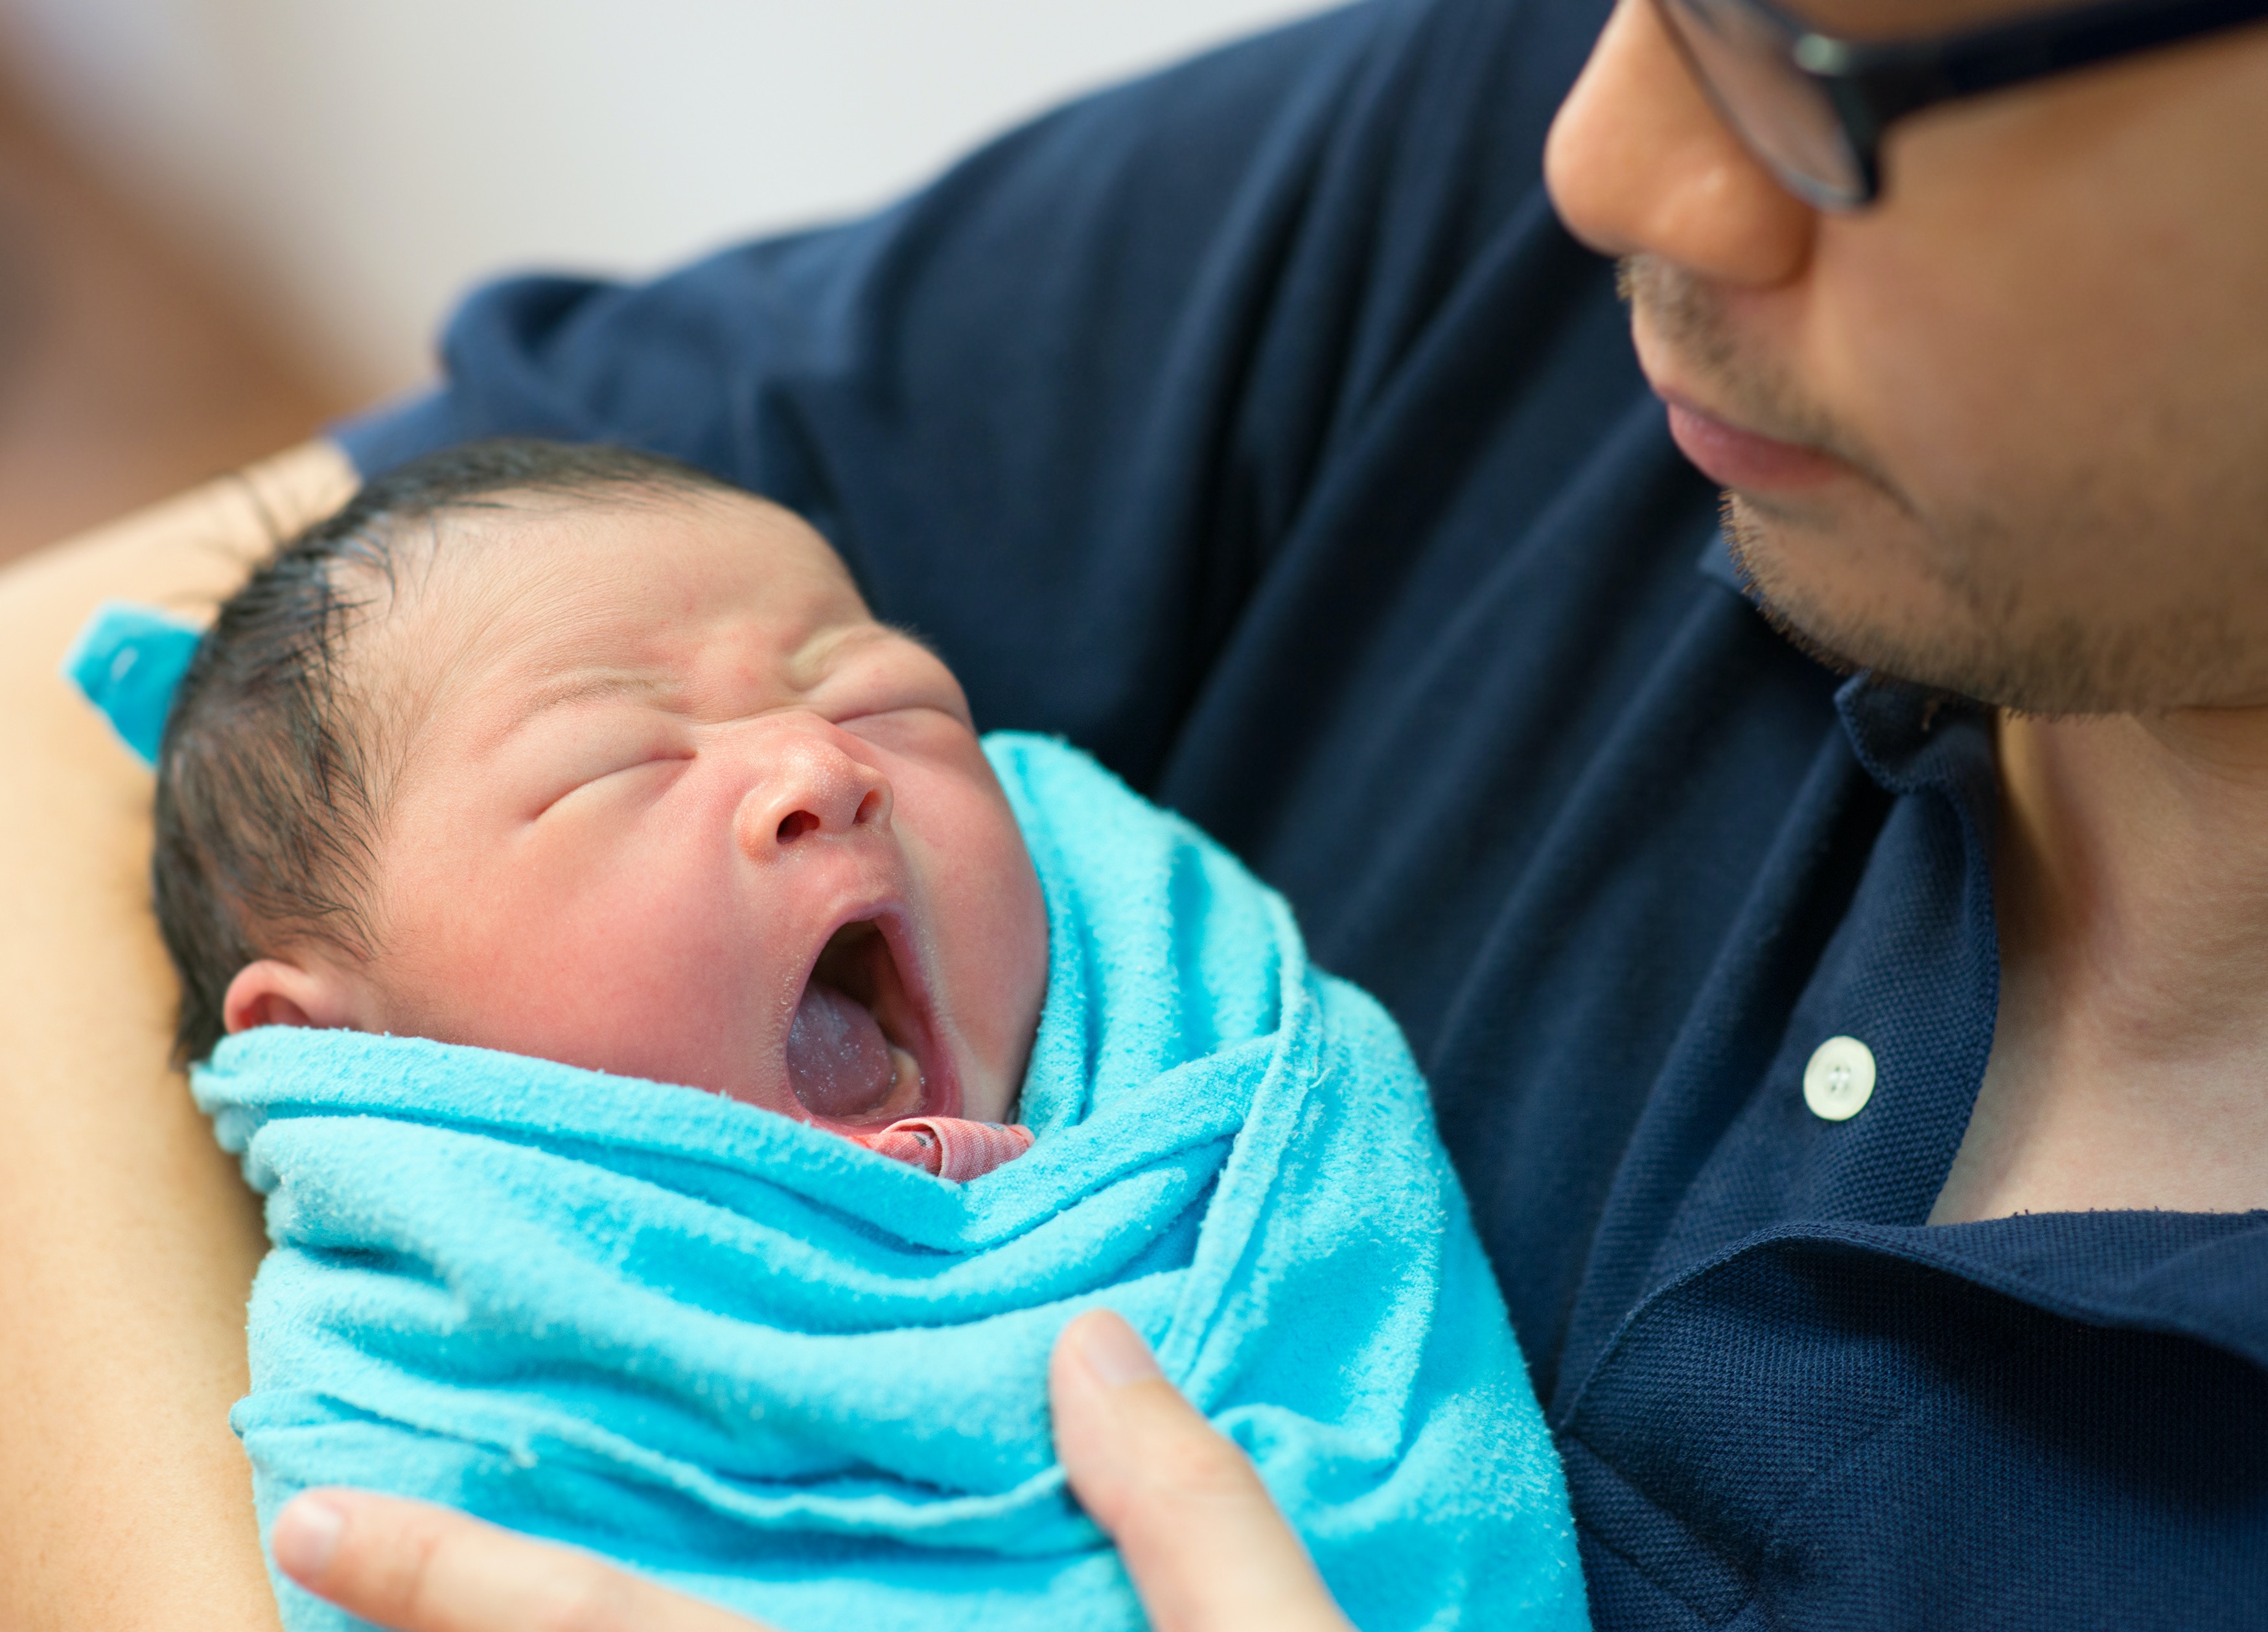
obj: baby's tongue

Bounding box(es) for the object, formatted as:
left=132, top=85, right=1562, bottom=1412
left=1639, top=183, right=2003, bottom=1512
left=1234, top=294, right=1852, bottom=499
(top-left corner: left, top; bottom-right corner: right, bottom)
left=785, top=980, right=895, bottom=1119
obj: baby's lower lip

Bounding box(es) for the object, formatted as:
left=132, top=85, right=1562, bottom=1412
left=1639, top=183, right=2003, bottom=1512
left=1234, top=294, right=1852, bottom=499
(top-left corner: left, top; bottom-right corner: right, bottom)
left=1665, top=400, right=1845, bottom=492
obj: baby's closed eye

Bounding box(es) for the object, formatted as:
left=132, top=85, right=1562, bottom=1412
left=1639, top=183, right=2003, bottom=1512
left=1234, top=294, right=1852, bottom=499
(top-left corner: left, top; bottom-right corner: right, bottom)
left=524, top=725, right=696, bottom=820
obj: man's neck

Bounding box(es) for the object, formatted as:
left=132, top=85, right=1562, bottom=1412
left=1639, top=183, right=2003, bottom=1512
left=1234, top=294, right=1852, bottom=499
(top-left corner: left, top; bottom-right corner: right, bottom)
left=1930, top=707, right=2268, bottom=1223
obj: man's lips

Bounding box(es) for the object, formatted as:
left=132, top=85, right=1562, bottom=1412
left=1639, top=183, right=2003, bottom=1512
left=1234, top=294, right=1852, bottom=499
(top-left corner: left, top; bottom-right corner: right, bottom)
left=1625, top=266, right=1852, bottom=496
left=1662, top=395, right=1847, bottom=493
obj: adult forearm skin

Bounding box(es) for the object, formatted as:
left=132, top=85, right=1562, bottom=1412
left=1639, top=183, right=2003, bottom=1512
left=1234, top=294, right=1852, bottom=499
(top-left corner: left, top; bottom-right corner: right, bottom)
left=0, top=442, right=357, bottom=1631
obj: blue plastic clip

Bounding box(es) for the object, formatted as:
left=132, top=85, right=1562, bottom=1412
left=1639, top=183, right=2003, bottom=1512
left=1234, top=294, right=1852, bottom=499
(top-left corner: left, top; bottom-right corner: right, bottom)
left=60, top=600, right=205, bottom=768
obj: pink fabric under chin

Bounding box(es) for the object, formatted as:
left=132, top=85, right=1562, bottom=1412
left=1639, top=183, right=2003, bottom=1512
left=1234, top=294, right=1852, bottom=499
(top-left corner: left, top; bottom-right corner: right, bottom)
left=849, top=1116, right=1036, bottom=1182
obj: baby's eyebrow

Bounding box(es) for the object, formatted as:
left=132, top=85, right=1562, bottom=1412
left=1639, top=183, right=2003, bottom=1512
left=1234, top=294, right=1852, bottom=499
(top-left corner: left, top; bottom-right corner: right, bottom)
left=509, top=669, right=676, bottom=728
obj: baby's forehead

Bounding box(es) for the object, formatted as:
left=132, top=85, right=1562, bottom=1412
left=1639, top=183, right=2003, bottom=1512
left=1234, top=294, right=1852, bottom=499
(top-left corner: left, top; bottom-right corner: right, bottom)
left=353, top=488, right=864, bottom=713
left=380, top=483, right=833, bottom=612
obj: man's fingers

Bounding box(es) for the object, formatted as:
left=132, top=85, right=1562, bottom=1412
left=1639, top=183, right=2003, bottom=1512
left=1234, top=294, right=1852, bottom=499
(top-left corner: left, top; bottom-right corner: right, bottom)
left=271, top=1490, right=770, bottom=1632
left=1049, top=1311, right=1354, bottom=1632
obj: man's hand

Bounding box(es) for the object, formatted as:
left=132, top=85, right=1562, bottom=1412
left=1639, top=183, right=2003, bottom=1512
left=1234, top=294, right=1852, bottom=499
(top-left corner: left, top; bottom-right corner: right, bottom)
left=271, top=1491, right=772, bottom=1632
left=276, top=1310, right=1352, bottom=1632
left=1049, top=1309, right=1354, bottom=1632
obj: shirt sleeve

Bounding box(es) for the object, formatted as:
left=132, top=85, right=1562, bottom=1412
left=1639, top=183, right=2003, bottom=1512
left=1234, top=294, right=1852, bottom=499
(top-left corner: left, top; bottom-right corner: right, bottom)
left=333, top=0, right=1609, bottom=787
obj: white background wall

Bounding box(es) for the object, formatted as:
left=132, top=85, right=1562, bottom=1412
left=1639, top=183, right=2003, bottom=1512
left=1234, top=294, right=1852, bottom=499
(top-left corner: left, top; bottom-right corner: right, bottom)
left=0, top=0, right=1337, bottom=399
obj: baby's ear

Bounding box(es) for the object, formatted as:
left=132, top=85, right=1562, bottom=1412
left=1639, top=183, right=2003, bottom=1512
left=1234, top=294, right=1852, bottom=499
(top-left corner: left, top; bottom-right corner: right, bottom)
left=222, top=958, right=364, bottom=1035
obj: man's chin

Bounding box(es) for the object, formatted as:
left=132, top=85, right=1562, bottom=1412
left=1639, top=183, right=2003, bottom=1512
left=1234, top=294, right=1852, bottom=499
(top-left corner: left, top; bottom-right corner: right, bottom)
left=1721, top=503, right=2268, bottom=718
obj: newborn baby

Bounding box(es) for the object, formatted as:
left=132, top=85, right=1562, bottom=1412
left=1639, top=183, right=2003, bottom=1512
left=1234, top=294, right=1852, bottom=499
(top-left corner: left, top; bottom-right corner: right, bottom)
left=159, top=441, right=1048, bottom=1176
left=144, top=440, right=1588, bottom=1632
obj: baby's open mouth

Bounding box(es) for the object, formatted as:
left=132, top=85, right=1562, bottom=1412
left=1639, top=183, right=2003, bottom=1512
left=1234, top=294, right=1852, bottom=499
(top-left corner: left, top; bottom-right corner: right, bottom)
left=785, top=917, right=938, bottom=1125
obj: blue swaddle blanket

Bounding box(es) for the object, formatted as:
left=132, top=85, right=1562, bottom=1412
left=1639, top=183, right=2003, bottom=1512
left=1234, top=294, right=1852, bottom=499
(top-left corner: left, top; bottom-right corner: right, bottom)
left=194, top=733, right=1588, bottom=1632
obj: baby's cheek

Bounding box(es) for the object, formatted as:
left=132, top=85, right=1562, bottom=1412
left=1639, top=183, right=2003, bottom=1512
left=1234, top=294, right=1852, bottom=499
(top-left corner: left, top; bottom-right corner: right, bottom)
left=930, top=782, right=1049, bottom=1067
left=374, top=835, right=750, bottom=1086
left=509, top=875, right=759, bottom=1085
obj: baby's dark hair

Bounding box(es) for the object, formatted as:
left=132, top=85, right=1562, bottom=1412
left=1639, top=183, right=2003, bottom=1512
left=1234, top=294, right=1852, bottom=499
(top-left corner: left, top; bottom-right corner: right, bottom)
left=154, top=437, right=739, bottom=1066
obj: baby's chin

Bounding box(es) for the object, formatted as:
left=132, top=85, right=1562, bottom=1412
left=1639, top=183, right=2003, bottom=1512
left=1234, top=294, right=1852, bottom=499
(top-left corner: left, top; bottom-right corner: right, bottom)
left=939, top=1055, right=1021, bottom=1127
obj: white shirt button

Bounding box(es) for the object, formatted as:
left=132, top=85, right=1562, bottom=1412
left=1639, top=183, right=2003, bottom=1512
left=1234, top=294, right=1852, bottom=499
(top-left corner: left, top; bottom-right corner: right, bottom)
left=1803, top=1035, right=1876, bottom=1121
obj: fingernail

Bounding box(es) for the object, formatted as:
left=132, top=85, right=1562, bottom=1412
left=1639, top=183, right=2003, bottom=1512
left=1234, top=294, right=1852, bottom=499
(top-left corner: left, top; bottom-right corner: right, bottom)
left=272, top=1493, right=346, bottom=1580
left=1076, top=1311, right=1163, bottom=1388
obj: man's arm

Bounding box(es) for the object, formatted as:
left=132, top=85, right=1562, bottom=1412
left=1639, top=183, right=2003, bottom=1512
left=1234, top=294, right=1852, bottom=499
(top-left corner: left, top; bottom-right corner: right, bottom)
left=0, top=440, right=358, bottom=1631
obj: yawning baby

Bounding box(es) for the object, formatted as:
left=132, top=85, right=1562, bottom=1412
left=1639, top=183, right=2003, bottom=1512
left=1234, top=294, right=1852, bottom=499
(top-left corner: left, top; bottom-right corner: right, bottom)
left=159, top=441, right=1048, bottom=1179
left=145, top=439, right=1590, bottom=1632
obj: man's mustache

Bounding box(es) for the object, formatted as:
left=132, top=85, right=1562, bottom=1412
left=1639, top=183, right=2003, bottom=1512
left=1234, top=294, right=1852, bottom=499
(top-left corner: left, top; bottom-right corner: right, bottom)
left=1617, top=253, right=1894, bottom=499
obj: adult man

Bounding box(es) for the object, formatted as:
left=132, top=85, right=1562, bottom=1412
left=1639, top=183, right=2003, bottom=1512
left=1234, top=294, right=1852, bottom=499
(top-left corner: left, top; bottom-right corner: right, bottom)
left=2, top=0, right=2262, bottom=1626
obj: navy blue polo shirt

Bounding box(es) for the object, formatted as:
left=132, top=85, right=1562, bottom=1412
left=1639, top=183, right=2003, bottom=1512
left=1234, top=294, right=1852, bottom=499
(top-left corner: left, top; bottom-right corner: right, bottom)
left=338, top=0, right=2268, bottom=1623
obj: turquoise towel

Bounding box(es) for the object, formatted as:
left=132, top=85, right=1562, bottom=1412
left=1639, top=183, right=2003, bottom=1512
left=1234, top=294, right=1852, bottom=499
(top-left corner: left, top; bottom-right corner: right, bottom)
left=196, top=733, right=1588, bottom=1632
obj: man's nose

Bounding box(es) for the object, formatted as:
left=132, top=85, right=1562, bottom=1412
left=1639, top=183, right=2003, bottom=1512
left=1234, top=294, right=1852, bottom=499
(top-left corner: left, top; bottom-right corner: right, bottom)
left=731, top=720, right=894, bottom=859
left=1543, top=0, right=1814, bottom=288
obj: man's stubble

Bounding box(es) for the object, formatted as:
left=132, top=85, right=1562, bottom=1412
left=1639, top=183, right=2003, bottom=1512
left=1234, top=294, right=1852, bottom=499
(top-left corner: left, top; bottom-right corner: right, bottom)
left=1624, top=253, right=2268, bottom=715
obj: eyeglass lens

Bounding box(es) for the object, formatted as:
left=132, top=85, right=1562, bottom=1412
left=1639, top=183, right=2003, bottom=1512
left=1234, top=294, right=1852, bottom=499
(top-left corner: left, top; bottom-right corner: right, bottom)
left=1654, top=0, right=1869, bottom=208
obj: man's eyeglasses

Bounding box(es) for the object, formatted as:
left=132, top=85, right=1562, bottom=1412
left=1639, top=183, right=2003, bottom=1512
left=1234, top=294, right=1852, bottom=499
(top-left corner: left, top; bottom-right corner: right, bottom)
left=1649, top=0, right=2268, bottom=209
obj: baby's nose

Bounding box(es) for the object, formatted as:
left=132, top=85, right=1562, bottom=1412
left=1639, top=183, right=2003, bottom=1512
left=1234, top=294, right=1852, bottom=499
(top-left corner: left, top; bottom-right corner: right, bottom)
left=734, top=722, right=892, bottom=858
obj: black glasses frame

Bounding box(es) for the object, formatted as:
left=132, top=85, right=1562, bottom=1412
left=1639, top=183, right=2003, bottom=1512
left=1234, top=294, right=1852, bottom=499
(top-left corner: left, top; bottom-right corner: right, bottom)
left=1657, top=0, right=2268, bottom=206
